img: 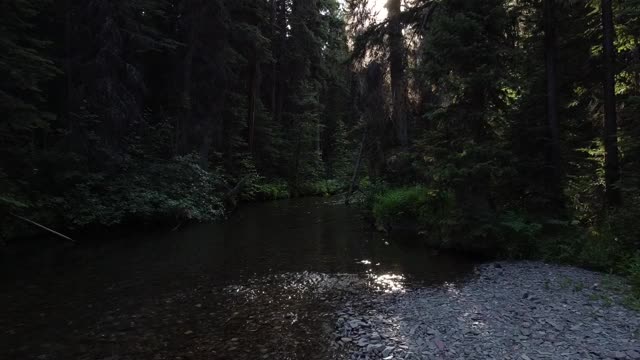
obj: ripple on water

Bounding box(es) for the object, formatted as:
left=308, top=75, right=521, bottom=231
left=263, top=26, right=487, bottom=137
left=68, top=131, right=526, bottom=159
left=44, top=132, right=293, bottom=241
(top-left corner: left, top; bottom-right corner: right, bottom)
left=0, top=198, right=478, bottom=360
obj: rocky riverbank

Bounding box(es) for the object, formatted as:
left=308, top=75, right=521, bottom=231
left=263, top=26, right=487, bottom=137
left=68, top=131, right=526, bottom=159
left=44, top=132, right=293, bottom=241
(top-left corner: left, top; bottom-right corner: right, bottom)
left=333, top=262, right=640, bottom=360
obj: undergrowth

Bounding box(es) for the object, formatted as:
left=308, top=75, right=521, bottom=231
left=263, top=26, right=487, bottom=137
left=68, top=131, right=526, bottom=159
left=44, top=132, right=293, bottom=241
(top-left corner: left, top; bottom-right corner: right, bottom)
left=368, top=183, right=640, bottom=306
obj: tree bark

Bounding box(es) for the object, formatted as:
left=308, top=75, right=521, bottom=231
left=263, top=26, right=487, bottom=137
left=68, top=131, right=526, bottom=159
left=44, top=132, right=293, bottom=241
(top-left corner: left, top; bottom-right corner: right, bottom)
left=601, top=0, right=621, bottom=206
left=247, top=43, right=260, bottom=153
left=346, top=129, right=367, bottom=204
left=634, top=36, right=640, bottom=95
left=180, top=2, right=196, bottom=156
left=544, top=0, right=563, bottom=195
left=387, top=0, right=409, bottom=148
left=64, top=0, right=73, bottom=125
left=276, top=0, right=287, bottom=125
left=271, top=0, right=278, bottom=120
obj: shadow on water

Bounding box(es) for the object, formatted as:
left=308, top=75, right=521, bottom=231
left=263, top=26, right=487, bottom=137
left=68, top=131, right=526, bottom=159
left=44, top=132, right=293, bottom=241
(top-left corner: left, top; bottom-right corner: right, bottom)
left=0, top=198, right=480, bottom=359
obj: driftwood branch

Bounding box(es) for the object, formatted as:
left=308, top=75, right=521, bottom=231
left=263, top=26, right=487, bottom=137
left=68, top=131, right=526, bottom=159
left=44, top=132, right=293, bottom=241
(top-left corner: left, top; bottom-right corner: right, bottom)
left=10, top=213, right=75, bottom=242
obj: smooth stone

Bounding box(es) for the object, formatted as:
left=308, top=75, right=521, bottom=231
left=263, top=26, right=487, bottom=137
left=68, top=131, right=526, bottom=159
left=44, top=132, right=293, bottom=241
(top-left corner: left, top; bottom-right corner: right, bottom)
left=382, top=346, right=395, bottom=357
left=628, top=350, right=640, bottom=359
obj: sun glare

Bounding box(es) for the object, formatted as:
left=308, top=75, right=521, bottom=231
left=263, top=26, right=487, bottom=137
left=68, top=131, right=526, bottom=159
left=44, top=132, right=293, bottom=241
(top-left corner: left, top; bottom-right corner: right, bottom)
left=369, top=0, right=388, bottom=22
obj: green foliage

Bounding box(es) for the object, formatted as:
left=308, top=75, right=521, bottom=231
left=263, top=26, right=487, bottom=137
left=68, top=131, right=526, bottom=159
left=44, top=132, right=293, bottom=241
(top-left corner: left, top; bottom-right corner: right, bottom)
left=372, top=186, right=430, bottom=225
left=0, top=0, right=57, bottom=241
left=298, top=179, right=346, bottom=197
left=537, top=192, right=640, bottom=272
left=537, top=223, right=627, bottom=273
left=371, top=185, right=546, bottom=254
left=0, top=0, right=357, bottom=241
left=253, top=182, right=291, bottom=201
left=358, top=177, right=389, bottom=209
left=371, top=186, right=461, bottom=242
left=0, top=0, right=58, bottom=135
left=626, top=254, right=640, bottom=298
left=494, top=211, right=543, bottom=257
left=63, top=155, right=225, bottom=227
left=242, top=179, right=290, bottom=201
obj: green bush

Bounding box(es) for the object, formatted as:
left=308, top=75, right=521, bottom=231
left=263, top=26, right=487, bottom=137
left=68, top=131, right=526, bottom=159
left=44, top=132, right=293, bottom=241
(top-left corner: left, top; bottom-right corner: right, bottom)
left=372, top=186, right=431, bottom=225
left=626, top=253, right=640, bottom=298
left=244, top=180, right=290, bottom=201
left=536, top=221, right=632, bottom=275
left=416, top=188, right=459, bottom=240
left=63, top=155, right=226, bottom=227
left=371, top=186, right=547, bottom=253
left=358, top=177, right=388, bottom=207
left=299, top=179, right=345, bottom=197
left=494, top=211, right=543, bottom=257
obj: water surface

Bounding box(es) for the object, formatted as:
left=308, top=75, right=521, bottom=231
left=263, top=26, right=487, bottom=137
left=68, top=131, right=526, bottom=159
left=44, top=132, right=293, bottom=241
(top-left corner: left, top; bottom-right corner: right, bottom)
left=1, top=198, right=477, bottom=359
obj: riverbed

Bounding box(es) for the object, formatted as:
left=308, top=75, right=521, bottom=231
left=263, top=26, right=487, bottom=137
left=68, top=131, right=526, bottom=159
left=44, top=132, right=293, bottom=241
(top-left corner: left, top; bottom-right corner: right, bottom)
left=0, top=198, right=477, bottom=359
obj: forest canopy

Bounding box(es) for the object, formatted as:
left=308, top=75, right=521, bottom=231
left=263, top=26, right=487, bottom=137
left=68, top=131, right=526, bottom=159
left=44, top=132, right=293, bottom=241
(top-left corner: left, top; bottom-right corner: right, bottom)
left=1, top=0, right=640, bottom=275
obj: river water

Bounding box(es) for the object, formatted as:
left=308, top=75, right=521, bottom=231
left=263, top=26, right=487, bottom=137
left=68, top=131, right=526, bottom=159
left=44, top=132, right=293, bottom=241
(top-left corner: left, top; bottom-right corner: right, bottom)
left=1, top=198, right=478, bottom=359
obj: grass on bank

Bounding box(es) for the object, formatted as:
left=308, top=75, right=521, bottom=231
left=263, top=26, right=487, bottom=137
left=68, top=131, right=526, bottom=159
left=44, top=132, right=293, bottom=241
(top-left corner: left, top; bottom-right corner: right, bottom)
left=368, top=183, right=640, bottom=305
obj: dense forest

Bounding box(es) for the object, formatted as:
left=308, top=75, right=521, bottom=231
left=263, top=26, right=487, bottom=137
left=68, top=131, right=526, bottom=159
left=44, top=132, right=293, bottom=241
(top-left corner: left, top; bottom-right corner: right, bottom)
left=2, top=0, right=356, bottom=234
left=2, top=0, right=640, bottom=277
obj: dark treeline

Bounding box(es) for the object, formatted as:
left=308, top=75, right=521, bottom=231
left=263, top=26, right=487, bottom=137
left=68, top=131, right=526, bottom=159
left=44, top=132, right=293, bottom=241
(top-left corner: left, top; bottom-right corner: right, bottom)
left=1, top=0, right=356, bottom=235
left=350, top=0, right=640, bottom=275
left=2, top=0, right=640, bottom=276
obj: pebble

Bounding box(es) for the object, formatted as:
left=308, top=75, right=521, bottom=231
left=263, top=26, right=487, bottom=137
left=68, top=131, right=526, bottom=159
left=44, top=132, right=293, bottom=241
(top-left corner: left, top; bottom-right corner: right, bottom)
left=628, top=350, right=640, bottom=359
left=333, top=262, right=640, bottom=360
left=382, top=346, right=395, bottom=357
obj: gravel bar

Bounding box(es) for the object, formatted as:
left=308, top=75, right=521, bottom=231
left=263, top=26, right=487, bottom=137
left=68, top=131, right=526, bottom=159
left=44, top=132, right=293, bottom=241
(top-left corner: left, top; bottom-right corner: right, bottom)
left=333, top=262, right=640, bottom=360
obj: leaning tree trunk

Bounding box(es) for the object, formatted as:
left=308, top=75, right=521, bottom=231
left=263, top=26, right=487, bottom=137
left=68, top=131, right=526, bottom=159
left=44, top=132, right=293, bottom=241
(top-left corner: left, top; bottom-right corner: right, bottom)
left=601, top=0, right=621, bottom=206
left=544, top=0, right=563, bottom=197
left=387, top=0, right=409, bottom=148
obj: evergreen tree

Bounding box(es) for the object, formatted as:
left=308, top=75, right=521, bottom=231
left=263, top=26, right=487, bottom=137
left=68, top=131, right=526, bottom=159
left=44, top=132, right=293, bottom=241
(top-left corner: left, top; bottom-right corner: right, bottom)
left=0, top=0, right=57, bottom=215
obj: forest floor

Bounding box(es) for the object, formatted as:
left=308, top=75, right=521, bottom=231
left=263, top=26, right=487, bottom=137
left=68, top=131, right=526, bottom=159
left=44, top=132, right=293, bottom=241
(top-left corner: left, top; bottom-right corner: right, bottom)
left=333, top=262, right=640, bottom=360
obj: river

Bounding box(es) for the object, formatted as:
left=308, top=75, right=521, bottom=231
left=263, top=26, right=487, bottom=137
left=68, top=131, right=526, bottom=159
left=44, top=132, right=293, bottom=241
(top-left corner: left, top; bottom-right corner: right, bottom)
left=1, top=198, right=478, bottom=359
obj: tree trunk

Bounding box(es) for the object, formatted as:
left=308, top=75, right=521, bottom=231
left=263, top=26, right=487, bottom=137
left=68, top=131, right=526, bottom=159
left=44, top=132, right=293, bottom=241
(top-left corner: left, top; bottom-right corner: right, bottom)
left=544, top=0, right=563, bottom=196
left=634, top=36, right=640, bottom=95
left=365, top=62, right=387, bottom=177
left=601, top=0, right=621, bottom=206
left=387, top=0, right=408, bottom=148
left=247, top=43, right=260, bottom=153
left=346, top=129, right=367, bottom=204
left=271, top=0, right=278, bottom=114
left=180, top=5, right=196, bottom=156
left=64, top=0, right=73, bottom=126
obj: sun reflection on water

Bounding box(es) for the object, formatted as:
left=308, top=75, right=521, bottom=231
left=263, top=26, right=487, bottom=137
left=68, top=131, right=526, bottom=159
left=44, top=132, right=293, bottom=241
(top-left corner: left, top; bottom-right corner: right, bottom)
left=368, top=272, right=406, bottom=293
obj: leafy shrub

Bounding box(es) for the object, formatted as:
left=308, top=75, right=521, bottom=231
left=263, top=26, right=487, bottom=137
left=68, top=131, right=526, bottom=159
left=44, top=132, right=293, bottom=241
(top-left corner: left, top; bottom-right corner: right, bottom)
left=298, top=179, right=345, bottom=197
left=372, top=186, right=431, bottom=226
left=578, top=233, right=624, bottom=272
left=358, top=177, right=388, bottom=208
left=416, top=188, right=459, bottom=240
left=371, top=186, right=546, bottom=253
left=237, top=158, right=289, bottom=202
left=536, top=222, right=627, bottom=273
left=63, top=155, right=226, bottom=227
left=626, top=253, right=640, bottom=298
left=243, top=180, right=290, bottom=201
left=494, top=211, right=543, bottom=257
